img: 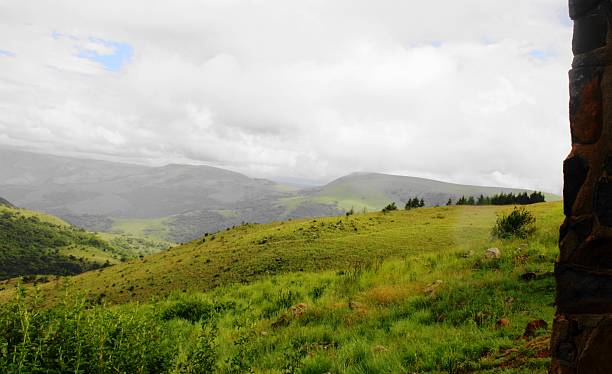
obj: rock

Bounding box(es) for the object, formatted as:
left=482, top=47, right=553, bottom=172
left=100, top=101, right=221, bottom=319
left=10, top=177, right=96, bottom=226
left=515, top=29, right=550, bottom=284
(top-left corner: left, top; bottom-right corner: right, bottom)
left=484, top=248, right=501, bottom=259
left=496, top=318, right=510, bottom=328
left=523, top=319, right=548, bottom=339
left=373, top=345, right=389, bottom=353
left=474, top=311, right=492, bottom=325
left=289, top=303, right=308, bottom=317
left=520, top=272, right=537, bottom=281
left=424, top=280, right=443, bottom=296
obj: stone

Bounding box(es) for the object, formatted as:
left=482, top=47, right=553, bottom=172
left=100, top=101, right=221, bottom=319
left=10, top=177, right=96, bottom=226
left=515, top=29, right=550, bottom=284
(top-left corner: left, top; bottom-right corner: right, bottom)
left=288, top=303, right=308, bottom=317
left=520, top=272, right=537, bottom=281
left=496, top=318, right=510, bottom=328
left=595, top=178, right=612, bottom=226
left=556, top=263, right=612, bottom=314
left=577, top=318, right=612, bottom=373
left=423, top=280, right=443, bottom=297
left=484, top=247, right=501, bottom=259
left=569, top=67, right=603, bottom=144
left=563, top=156, right=589, bottom=216
left=523, top=319, right=548, bottom=339
left=569, top=0, right=604, bottom=20
left=573, top=13, right=608, bottom=55
left=373, top=345, right=389, bottom=353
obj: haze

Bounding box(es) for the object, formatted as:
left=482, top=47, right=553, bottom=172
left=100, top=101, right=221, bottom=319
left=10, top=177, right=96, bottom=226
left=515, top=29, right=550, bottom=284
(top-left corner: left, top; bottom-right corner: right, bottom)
left=0, top=0, right=572, bottom=193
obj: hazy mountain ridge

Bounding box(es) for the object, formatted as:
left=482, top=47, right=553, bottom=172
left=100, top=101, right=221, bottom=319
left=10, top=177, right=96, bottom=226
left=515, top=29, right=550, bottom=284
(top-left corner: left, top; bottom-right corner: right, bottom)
left=0, top=197, right=13, bottom=207
left=0, top=149, right=559, bottom=242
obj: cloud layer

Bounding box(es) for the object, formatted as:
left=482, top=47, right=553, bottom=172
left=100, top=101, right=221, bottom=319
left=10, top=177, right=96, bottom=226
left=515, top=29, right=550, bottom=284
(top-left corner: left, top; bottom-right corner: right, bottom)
left=0, top=0, right=572, bottom=192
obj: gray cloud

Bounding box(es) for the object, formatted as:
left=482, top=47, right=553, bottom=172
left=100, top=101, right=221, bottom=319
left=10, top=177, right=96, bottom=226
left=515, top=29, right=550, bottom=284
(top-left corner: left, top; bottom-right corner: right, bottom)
left=0, top=0, right=571, bottom=193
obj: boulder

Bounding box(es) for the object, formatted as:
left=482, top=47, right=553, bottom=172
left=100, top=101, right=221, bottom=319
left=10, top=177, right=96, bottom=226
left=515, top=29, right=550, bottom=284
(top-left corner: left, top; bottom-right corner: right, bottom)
left=484, top=248, right=501, bottom=259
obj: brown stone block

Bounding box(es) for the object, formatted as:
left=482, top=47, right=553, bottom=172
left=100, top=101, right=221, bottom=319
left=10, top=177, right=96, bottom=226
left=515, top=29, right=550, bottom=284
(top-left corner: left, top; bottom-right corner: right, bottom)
left=572, top=13, right=608, bottom=55
left=569, top=0, right=604, bottom=20
left=564, top=156, right=590, bottom=216
left=595, top=177, right=612, bottom=226
left=556, top=263, right=612, bottom=314
left=569, top=67, right=603, bottom=144
left=559, top=216, right=593, bottom=262
left=552, top=314, right=612, bottom=373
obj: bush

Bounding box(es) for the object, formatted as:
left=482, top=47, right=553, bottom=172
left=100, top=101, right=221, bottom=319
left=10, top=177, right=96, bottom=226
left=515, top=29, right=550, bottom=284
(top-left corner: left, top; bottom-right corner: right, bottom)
left=382, top=203, right=398, bottom=213
left=492, top=207, right=536, bottom=239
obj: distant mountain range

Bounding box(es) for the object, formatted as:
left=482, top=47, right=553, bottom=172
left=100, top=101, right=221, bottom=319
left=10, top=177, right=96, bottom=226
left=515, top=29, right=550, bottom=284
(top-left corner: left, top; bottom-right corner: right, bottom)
left=0, top=148, right=559, bottom=242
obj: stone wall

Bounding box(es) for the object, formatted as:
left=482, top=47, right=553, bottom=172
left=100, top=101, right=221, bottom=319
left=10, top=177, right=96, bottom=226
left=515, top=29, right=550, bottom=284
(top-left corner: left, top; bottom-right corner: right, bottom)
left=551, top=1, right=612, bottom=372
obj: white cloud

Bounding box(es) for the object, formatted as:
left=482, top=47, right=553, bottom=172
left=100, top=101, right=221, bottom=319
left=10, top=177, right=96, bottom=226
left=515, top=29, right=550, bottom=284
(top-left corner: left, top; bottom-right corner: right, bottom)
left=0, top=0, right=572, bottom=193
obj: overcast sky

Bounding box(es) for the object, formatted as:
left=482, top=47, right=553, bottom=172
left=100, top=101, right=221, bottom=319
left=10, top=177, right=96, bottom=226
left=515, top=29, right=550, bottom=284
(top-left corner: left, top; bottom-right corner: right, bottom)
left=0, top=0, right=572, bottom=193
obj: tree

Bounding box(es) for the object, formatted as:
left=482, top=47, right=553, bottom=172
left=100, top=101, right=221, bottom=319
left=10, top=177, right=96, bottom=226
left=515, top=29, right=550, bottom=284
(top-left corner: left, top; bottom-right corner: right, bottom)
left=382, top=202, right=397, bottom=213
left=446, top=198, right=452, bottom=206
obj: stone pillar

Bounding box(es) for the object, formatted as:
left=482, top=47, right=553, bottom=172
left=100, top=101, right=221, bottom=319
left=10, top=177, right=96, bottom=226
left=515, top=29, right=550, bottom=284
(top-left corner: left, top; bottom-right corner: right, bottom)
left=551, top=1, right=612, bottom=372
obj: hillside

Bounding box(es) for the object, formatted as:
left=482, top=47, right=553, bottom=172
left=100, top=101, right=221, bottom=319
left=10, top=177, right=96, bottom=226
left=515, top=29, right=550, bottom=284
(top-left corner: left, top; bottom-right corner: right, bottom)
left=4, top=202, right=563, bottom=306
left=0, top=197, right=14, bottom=207
left=0, top=202, right=561, bottom=372
left=0, top=205, right=170, bottom=281
left=305, top=172, right=560, bottom=211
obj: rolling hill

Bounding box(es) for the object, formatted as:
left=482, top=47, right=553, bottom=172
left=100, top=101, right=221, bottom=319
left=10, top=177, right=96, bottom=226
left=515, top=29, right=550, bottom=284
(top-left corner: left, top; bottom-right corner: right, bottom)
left=0, top=148, right=559, bottom=243
left=0, top=197, right=13, bottom=207
left=0, top=202, right=561, bottom=372
left=0, top=204, right=170, bottom=281
left=4, top=201, right=563, bottom=306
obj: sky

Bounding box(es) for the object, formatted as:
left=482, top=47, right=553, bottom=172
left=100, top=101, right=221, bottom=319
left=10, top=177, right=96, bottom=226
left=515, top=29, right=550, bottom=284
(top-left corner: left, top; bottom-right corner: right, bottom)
left=0, top=0, right=572, bottom=193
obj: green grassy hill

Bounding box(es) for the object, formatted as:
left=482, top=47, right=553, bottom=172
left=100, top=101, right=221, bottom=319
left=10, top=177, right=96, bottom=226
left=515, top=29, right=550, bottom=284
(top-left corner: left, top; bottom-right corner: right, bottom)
left=0, top=202, right=561, bottom=372
left=0, top=205, right=170, bottom=282
left=5, top=202, right=562, bottom=306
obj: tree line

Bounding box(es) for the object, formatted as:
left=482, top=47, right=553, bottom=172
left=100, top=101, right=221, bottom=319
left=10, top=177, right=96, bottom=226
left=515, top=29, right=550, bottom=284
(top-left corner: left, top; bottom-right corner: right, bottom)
left=451, top=191, right=546, bottom=206
left=381, top=191, right=546, bottom=213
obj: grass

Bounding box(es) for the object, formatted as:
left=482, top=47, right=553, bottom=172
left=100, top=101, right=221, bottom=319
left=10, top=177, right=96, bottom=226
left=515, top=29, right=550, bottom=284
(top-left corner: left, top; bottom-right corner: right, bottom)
left=0, top=202, right=561, bottom=372
left=111, top=216, right=174, bottom=242
left=1, top=202, right=562, bottom=305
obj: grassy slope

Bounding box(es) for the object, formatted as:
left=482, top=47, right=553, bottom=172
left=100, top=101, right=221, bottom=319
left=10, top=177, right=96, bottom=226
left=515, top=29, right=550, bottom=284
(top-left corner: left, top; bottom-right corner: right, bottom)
left=7, top=203, right=562, bottom=306
left=0, top=205, right=171, bottom=283
left=2, top=202, right=561, bottom=372
left=0, top=205, right=124, bottom=281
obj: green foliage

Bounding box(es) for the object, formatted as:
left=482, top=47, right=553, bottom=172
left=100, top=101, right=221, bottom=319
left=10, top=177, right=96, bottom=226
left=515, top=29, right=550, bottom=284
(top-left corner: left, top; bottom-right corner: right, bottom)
left=404, top=197, right=425, bottom=210
left=492, top=207, right=537, bottom=239
left=0, top=202, right=563, bottom=372
left=381, top=202, right=397, bottom=213
left=457, top=191, right=546, bottom=206
left=0, top=208, right=127, bottom=280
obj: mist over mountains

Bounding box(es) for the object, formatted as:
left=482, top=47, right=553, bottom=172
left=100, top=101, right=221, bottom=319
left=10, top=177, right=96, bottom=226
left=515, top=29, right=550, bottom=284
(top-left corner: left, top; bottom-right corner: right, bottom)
left=0, top=148, right=556, bottom=242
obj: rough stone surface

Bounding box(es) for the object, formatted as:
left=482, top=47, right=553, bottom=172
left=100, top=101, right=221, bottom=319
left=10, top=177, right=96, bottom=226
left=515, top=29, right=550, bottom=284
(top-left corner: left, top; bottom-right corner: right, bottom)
left=540, top=2, right=612, bottom=370
left=569, top=0, right=604, bottom=20
left=484, top=247, right=501, bottom=259
left=556, top=263, right=612, bottom=314
left=595, top=178, right=612, bottom=226
left=563, top=156, right=589, bottom=216
left=569, top=67, right=603, bottom=144
left=573, top=13, right=608, bottom=55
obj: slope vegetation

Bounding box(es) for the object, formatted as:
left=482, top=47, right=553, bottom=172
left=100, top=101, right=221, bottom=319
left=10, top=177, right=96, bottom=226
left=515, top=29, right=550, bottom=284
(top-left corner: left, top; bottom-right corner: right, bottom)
left=0, top=205, right=169, bottom=281
left=9, top=202, right=563, bottom=307
left=1, top=202, right=561, bottom=372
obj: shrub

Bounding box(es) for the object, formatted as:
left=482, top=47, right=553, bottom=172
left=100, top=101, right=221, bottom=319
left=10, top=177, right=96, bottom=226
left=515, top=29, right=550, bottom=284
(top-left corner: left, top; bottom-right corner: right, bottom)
left=382, top=203, right=397, bottom=213
left=492, top=207, right=536, bottom=239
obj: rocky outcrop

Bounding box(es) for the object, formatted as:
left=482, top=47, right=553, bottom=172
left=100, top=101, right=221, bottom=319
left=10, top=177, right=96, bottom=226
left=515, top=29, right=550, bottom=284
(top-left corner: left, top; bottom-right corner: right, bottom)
left=551, top=1, right=612, bottom=372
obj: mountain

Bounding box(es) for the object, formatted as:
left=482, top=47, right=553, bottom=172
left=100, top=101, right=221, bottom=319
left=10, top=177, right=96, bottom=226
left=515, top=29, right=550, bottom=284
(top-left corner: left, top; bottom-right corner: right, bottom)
left=0, top=148, right=289, bottom=219
left=0, top=197, right=13, bottom=207
left=306, top=172, right=559, bottom=211
left=0, top=148, right=559, bottom=242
